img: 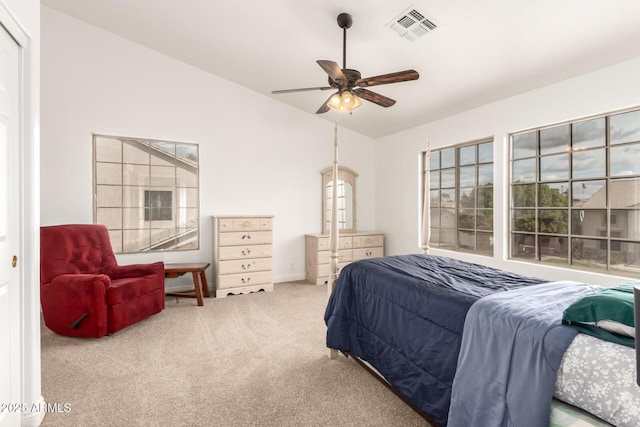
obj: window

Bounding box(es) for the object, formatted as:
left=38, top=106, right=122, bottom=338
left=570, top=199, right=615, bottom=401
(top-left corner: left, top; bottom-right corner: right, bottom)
left=93, top=135, right=199, bottom=253
left=144, top=190, right=172, bottom=221
left=510, top=108, right=640, bottom=278
left=426, top=139, right=494, bottom=255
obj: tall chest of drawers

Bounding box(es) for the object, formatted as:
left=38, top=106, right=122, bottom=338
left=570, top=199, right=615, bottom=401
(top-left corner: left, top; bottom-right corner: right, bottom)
left=213, top=215, right=274, bottom=298
left=305, top=232, right=384, bottom=286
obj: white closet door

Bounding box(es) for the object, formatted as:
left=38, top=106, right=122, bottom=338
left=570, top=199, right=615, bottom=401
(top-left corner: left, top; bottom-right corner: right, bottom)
left=0, top=21, right=21, bottom=427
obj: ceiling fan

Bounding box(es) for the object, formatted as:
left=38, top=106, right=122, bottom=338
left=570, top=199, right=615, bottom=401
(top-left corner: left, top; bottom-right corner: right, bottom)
left=271, top=13, right=420, bottom=114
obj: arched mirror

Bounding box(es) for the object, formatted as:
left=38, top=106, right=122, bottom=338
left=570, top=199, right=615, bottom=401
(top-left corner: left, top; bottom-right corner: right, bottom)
left=321, top=166, right=357, bottom=234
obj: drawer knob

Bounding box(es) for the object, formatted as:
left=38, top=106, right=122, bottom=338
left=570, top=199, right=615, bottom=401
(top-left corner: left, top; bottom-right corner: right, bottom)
left=241, top=249, right=252, bottom=255
left=242, top=234, right=251, bottom=240
left=241, top=277, right=251, bottom=283
left=241, top=264, right=251, bottom=270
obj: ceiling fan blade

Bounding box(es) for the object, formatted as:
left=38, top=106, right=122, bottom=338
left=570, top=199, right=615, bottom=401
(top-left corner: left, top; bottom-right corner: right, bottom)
left=356, top=70, right=419, bottom=88
left=272, top=86, right=332, bottom=94
left=353, top=88, right=396, bottom=108
left=316, top=93, right=334, bottom=114
left=317, top=60, right=347, bottom=85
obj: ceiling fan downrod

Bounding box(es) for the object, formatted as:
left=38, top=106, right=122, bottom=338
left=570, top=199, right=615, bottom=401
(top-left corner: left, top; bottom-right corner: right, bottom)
left=337, top=13, right=352, bottom=70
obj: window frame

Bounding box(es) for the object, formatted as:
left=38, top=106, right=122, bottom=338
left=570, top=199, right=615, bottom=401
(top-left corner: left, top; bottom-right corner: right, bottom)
left=509, top=107, right=640, bottom=278
left=425, top=138, right=494, bottom=255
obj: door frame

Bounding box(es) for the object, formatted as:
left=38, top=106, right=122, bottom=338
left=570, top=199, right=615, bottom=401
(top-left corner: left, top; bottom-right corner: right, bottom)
left=0, top=2, right=43, bottom=426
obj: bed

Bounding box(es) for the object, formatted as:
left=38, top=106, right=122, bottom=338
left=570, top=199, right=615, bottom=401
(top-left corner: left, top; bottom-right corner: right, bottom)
left=322, top=128, right=639, bottom=426
left=324, top=255, right=639, bottom=426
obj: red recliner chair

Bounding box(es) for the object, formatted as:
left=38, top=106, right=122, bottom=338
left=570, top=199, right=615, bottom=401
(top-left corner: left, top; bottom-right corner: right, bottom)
left=40, top=224, right=165, bottom=338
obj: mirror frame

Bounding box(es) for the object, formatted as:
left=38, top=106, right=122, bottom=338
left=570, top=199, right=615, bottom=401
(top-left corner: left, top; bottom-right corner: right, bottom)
left=321, top=166, right=358, bottom=234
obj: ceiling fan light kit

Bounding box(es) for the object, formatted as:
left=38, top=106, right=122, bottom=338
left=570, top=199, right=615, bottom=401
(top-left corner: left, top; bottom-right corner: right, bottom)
left=271, top=12, right=419, bottom=114
left=328, top=90, right=362, bottom=112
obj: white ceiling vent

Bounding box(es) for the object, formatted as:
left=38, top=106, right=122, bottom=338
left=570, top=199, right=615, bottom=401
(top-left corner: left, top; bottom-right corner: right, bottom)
left=388, top=6, right=438, bottom=41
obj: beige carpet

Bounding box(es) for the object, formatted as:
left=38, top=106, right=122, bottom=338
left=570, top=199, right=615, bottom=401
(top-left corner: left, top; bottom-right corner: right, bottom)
left=40, top=282, right=432, bottom=426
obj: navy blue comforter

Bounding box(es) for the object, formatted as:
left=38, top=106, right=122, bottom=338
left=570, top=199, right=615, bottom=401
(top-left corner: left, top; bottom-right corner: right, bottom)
left=324, top=254, right=547, bottom=426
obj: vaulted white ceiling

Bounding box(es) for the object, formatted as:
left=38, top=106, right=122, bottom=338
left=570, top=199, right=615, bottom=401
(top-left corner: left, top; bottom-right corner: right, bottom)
left=41, top=0, right=640, bottom=138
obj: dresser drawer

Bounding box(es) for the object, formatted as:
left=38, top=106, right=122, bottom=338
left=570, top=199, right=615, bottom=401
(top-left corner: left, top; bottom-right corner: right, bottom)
left=352, top=247, right=384, bottom=261
left=217, top=258, right=272, bottom=275
left=218, top=244, right=272, bottom=260
left=218, top=230, right=272, bottom=246
left=315, top=236, right=353, bottom=250
left=218, top=217, right=273, bottom=232
left=217, top=271, right=272, bottom=289
left=316, top=249, right=352, bottom=264
left=317, top=262, right=351, bottom=277
left=353, top=234, right=384, bottom=248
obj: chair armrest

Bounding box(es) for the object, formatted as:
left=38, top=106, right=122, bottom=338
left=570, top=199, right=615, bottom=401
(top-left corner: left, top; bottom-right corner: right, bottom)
left=49, top=273, right=111, bottom=291
left=40, top=274, right=112, bottom=337
left=104, top=262, right=165, bottom=280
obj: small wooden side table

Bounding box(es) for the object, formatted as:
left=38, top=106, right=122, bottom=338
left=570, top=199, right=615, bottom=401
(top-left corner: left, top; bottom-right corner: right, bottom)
left=164, top=262, right=211, bottom=306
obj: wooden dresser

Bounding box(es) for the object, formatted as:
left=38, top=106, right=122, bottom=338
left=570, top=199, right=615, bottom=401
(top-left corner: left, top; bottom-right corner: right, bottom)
left=213, top=215, right=274, bottom=298
left=305, top=232, right=384, bottom=286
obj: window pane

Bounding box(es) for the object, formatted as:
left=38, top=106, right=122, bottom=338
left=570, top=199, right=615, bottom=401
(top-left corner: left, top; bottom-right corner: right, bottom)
left=572, top=118, right=605, bottom=150
left=478, top=142, right=493, bottom=163
left=512, top=158, right=536, bottom=183
left=441, top=189, right=456, bottom=207
left=571, top=238, right=607, bottom=270
left=459, top=145, right=476, bottom=165
left=572, top=180, right=606, bottom=208
left=609, top=178, right=640, bottom=209
left=513, top=132, right=536, bottom=159
left=459, top=187, right=475, bottom=208
left=539, top=183, right=568, bottom=207
left=430, top=151, right=440, bottom=170
left=513, top=209, right=535, bottom=232
left=477, top=210, right=493, bottom=231
left=477, top=232, right=493, bottom=253
left=430, top=228, right=440, bottom=244
left=610, top=241, right=640, bottom=278
left=430, top=190, right=440, bottom=207
left=571, top=209, right=606, bottom=236
left=441, top=169, right=456, bottom=188
left=477, top=186, right=493, bottom=209
left=458, top=230, right=475, bottom=249
left=539, top=235, right=568, bottom=264
left=538, top=209, right=568, bottom=234
left=611, top=143, right=640, bottom=176
left=512, top=184, right=536, bottom=207
left=540, top=153, right=569, bottom=181
left=610, top=109, right=640, bottom=145
left=430, top=208, right=440, bottom=228
left=441, top=148, right=455, bottom=168
left=611, top=209, right=640, bottom=239
left=430, top=170, right=440, bottom=189
left=458, top=209, right=475, bottom=229
left=478, top=164, right=493, bottom=185
left=440, top=229, right=455, bottom=248
left=512, top=234, right=535, bottom=259
left=441, top=209, right=456, bottom=228
left=572, top=148, right=606, bottom=179
left=459, top=166, right=476, bottom=187
left=540, top=125, right=569, bottom=155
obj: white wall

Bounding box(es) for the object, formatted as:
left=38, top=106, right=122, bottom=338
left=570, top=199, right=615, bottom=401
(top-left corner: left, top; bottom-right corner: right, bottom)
left=375, top=56, right=640, bottom=287
left=40, top=6, right=377, bottom=286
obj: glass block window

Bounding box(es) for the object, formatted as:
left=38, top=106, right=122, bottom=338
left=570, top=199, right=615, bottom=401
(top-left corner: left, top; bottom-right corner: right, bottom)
left=93, top=134, right=199, bottom=253
left=510, top=108, right=640, bottom=278
left=427, top=139, right=494, bottom=255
